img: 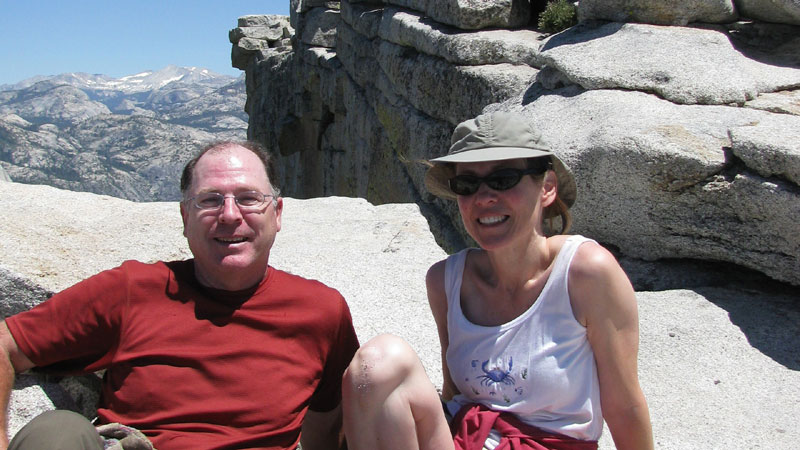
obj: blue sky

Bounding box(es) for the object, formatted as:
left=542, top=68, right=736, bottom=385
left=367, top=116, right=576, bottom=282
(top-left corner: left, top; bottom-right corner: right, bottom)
left=0, top=1, right=290, bottom=85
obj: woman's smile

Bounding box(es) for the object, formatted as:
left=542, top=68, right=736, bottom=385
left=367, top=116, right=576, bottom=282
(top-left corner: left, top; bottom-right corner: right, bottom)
left=478, top=215, right=508, bottom=225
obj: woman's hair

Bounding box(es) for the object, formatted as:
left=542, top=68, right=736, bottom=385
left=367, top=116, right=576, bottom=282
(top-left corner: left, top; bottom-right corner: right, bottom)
left=529, top=157, right=572, bottom=236
left=544, top=195, right=572, bottom=235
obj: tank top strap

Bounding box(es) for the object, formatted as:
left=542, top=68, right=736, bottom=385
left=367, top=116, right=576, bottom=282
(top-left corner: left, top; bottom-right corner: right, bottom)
left=443, top=248, right=471, bottom=311
left=544, top=235, right=597, bottom=298
left=443, top=238, right=595, bottom=319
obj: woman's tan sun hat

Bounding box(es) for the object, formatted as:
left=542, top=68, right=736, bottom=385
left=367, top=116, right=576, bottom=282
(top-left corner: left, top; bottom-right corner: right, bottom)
left=425, top=111, right=577, bottom=211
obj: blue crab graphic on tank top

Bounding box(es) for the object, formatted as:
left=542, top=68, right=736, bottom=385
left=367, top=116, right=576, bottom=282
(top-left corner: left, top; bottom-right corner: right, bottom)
left=444, top=235, right=604, bottom=440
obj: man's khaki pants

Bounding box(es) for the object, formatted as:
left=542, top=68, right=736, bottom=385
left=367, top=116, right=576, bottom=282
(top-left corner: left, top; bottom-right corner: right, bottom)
left=9, top=410, right=103, bottom=449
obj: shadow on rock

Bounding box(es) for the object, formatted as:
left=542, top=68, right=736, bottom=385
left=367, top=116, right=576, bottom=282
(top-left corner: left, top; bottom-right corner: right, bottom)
left=538, top=20, right=624, bottom=52
left=719, top=22, right=800, bottom=69
left=695, top=285, right=800, bottom=371
left=618, top=252, right=800, bottom=370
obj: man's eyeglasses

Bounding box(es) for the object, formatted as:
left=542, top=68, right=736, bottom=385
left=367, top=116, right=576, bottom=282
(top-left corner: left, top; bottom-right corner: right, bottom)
left=449, top=167, right=547, bottom=196
left=187, top=191, right=276, bottom=211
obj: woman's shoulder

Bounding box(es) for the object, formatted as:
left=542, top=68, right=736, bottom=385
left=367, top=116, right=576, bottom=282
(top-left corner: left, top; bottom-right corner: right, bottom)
left=565, top=236, right=635, bottom=324
left=544, top=234, right=595, bottom=263
left=426, top=258, right=447, bottom=288
left=426, top=248, right=476, bottom=280
left=569, top=237, right=620, bottom=281
left=426, top=259, right=450, bottom=322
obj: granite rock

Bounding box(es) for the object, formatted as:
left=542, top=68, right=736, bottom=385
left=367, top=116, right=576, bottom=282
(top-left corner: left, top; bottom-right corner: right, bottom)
left=1, top=182, right=798, bottom=448
left=233, top=2, right=800, bottom=286
left=578, top=0, right=738, bottom=25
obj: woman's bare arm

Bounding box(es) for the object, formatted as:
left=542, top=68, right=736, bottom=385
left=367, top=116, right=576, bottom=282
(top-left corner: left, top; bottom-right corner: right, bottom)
left=569, top=243, right=654, bottom=450
left=426, top=260, right=459, bottom=401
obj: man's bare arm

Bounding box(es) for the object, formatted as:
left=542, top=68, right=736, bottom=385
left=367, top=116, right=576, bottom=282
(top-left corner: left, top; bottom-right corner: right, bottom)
left=0, top=321, right=35, bottom=449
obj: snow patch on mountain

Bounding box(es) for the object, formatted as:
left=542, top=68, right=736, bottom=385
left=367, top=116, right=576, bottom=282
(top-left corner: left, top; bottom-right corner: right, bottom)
left=0, top=66, right=248, bottom=201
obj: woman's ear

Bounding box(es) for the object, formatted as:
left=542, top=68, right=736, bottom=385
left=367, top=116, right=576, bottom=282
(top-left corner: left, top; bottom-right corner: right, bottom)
left=541, top=170, right=558, bottom=207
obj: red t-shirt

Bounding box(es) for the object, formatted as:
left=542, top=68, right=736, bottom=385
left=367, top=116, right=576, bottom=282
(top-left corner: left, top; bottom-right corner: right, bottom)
left=6, top=260, right=360, bottom=450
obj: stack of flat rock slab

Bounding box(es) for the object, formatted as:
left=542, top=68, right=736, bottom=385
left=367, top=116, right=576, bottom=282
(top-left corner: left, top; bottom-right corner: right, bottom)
left=230, top=0, right=800, bottom=288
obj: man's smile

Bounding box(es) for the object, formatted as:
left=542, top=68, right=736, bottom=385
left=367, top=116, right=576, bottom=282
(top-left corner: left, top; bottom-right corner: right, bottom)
left=215, top=237, right=248, bottom=244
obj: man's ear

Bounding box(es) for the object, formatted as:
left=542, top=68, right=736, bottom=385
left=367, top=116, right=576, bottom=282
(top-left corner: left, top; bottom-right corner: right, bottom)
left=541, top=171, right=558, bottom=208
left=274, top=197, right=283, bottom=233
left=179, top=202, right=188, bottom=237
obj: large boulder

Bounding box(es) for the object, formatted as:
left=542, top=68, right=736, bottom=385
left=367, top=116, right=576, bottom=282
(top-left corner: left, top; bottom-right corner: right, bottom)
left=298, top=6, right=340, bottom=47
left=229, top=15, right=293, bottom=70
left=578, top=0, right=738, bottom=25
left=491, top=88, right=800, bottom=285
left=736, top=0, right=800, bottom=25
left=350, top=0, right=532, bottom=30
left=348, top=5, right=543, bottom=66
left=729, top=121, right=800, bottom=185
left=578, top=0, right=800, bottom=26
left=537, top=21, right=800, bottom=105
left=1, top=181, right=798, bottom=448
left=233, top=2, right=800, bottom=287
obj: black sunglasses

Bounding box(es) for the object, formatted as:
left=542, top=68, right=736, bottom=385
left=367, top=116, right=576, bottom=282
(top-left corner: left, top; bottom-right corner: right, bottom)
left=449, top=167, right=547, bottom=196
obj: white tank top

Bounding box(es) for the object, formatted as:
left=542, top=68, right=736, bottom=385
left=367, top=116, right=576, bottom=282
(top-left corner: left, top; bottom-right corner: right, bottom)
left=445, top=235, right=603, bottom=440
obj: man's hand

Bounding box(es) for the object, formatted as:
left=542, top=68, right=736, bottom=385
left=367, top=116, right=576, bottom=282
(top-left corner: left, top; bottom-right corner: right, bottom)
left=300, top=404, right=345, bottom=450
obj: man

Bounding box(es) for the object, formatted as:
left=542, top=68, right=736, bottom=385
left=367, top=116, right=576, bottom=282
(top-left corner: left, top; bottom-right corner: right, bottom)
left=0, top=141, right=359, bottom=449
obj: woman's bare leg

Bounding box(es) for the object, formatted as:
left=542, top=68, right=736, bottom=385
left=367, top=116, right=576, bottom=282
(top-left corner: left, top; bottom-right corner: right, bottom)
left=343, top=334, right=454, bottom=450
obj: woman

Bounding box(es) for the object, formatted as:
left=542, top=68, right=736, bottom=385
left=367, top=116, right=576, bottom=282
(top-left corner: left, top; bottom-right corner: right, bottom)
left=342, top=111, right=653, bottom=450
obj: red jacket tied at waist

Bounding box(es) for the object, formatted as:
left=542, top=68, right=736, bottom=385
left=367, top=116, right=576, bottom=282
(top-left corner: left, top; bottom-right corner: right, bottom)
left=451, top=404, right=598, bottom=450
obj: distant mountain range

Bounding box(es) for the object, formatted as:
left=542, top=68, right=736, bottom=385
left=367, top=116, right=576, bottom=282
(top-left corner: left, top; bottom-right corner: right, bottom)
left=0, top=65, right=247, bottom=201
